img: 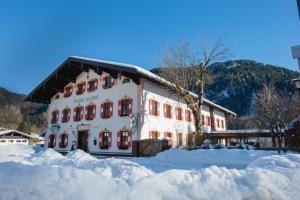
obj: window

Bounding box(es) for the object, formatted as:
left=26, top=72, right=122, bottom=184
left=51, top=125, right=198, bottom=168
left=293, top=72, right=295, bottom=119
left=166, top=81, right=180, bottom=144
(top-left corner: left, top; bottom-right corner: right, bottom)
left=217, top=119, right=220, bottom=128
left=99, top=131, right=112, bottom=149
left=48, top=134, right=56, bottom=148
left=85, top=105, right=96, bottom=120
left=221, top=120, right=224, bottom=129
left=164, top=104, right=172, bottom=119
left=73, top=107, right=84, bottom=121
left=101, top=102, right=113, bottom=118
left=206, top=116, right=211, bottom=126
left=59, top=133, right=68, bottom=148
left=61, top=108, right=71, bottom=123
left=164, top=132, right=173, bottom=145
left=118, top=99, right=132, bottom=116
left=122, top=78, right=130, bottom=84
left=175, top=107, right=183, bottom=120
left=202, top=115, right=205, bottom=125
left=185, top=110, right=192, bottom=122
left=16, top=140, right=21, bottom=143
left=64, top=86, right=73, bottom=97
left=102, top=76, right=115, bottom=89
left=149, top=100, right=159, bottom=116
left=76, top=82, right=86, bottom=95
left=149, top=131, right=160, bottom=139
left=22, top=140, right=27, bottom=143
left=51, top=111, right=59, bottom=124
left=0, top=140, right=5, bottom=143
left=117, top=131, right=132, bottom=149
left=87, top=79, right=98, bottom=92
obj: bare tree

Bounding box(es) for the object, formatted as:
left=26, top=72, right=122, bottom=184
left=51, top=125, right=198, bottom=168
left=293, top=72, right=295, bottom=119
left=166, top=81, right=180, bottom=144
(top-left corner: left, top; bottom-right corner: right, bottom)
left=254, top=85, right=294, bottom=152
left=158, top=37, right=230, bottom=146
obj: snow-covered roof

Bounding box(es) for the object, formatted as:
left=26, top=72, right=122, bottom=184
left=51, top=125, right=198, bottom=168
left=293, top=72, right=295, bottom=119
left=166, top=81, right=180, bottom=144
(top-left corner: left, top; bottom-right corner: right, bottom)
left=25, top=56, right=236, bottom=116
left=0, top=128, right=38, bottom=139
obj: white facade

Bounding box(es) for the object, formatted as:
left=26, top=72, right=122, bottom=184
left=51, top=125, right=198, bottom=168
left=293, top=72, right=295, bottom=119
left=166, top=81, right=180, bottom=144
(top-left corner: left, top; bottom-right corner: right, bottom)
left=46, top=67, right=231, bottom=155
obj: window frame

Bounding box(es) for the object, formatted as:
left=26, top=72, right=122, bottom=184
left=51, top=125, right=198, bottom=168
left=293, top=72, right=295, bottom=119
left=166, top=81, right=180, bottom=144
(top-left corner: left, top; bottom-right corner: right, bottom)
left=64, top=86, right=73, bottom=98
left=87, top=79, right=98, bottom=92
left=76, top=82, right=86, bottom=95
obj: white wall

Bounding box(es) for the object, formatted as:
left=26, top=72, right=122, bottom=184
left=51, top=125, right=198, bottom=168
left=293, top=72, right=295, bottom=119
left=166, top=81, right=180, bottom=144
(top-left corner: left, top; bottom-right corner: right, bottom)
left=140, top=79, right=226, bottom=146
left=47, top=69, right=138, bottom=155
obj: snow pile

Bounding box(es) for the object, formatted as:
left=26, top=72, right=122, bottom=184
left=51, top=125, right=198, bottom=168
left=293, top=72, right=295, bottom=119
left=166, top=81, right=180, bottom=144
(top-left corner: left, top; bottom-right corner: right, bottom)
left=0, top=145, right=300, bottom=200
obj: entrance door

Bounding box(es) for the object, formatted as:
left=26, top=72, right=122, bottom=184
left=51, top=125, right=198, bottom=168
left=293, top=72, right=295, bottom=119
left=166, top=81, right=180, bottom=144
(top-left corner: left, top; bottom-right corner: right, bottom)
left=77, top=131, right=89, bottom=152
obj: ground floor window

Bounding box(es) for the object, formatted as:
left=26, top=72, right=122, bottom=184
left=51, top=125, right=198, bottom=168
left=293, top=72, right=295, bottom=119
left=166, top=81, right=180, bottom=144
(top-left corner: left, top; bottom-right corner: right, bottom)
left=117, top=130, right=132, bottom=149
left=149, top=131, right=160, bottom=139
left=99, top=131, right=112, bottom=149
left=164, top=132, right=173, bottom=145
left=59, top=133, right=68, bottom=148
left=48, top=134, right=56, bottom=148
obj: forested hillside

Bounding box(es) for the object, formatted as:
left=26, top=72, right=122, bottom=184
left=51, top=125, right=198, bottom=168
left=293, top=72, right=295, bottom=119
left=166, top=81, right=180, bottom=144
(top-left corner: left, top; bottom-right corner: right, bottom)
left=151, top=60, right=299, bottom=116
left=0, top=87, right=47, bottom=133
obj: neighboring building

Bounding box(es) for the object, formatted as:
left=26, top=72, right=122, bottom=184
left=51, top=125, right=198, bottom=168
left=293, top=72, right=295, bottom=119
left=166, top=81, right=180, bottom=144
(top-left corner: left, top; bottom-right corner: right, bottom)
left=25, top=56, right=236, bottom=156
left=0, top=128, right=38, bottom=145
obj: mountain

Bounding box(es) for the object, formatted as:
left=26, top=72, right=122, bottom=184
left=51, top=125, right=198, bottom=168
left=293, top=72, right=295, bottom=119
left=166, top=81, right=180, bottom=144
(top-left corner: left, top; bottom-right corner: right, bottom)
left=151, top=60, right=300, bottom=116
left=0, top=87, right=47, bottom=133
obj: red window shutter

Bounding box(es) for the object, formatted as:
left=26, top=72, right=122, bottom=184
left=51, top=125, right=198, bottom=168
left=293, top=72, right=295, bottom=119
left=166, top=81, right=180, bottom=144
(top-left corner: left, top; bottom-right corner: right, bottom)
left=61, top=110, right=64, bottom=123
left=63, top=88, right=67, bottom=96
left=202, top=115, right=205, bottom=125
left=99, top=131, right=103, bottom=146
left=128, top=99, right=132, bottom=114
left=95, top=79, right=98, bottom=89
left=100, top=104, right=104, bottom=118
left=108, top=132, right=112, bottom=147
left=149, top=100, right=152, bottom=115
left=175, top=107, right=178, bottom=120
left=170, top=106, right=173, bottom=119
left=163, top=104, right=166, bottom=118
left=82, top=83, right=86, bottom=92
left=128, top=131, right=132, bottom=148
left=117, top=131, right=121, bottom=147
left=102, top=77, right=106, bottom=88
left=157, top=102, right=160, bottom=116
left=109, top=102, right=113, bottom=117
left=118, top=100, right=122, bottom=116
left=70, top=87, right=73, bottom=95
left=85, top=106, right=88, bottom=119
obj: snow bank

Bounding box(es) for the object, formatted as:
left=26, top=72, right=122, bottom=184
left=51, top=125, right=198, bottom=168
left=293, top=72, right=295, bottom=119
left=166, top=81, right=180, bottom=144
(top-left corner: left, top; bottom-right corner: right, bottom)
left=0, top=145, right=299, bottom=200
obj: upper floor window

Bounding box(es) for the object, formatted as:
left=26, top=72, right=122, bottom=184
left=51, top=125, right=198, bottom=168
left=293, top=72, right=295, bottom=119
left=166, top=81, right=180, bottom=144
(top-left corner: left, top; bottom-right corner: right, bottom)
left=221, top=120, right=224, bottom=129
left=206, top=116, right=211, bottom=126
left=101, top=102, right=113, bottom=118
left=149, top=131, right=160, bottom=139
left=59, top=133, right=68, bottom=148
left=48, top=134, right=56, bottom=148
left=76, top=82, right=86, bottom=95
left=64, top=86, right=73, bottom=97
left=73, top=106, right=84, bottom=121
left=61, top=108, right=71, bottom=123
left=117, top=130, right=132, bottom=149
left=163, top=104, right=172, bottom=119
left=85, top=105, right=96, bottom=120
left=87, top=79, right=98, bottom=92
left=202, top=115, right=205, bottom=125
left=185, top=110, right=192, bottom=122
left=99, top=131, right=112, bottom=149
left=118, top=98, right=132, bottom=116
left=149, top=100, right=160, bottom=116
left=102, top=76, right=115, bottom=89
left=51, top=110, right=59, bottom=124
left=175, top=107, right=183, bottom=120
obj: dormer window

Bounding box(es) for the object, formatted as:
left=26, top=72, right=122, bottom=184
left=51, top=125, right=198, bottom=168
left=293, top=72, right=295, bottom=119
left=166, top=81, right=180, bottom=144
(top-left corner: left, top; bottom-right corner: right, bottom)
left=64, top=86, right=73, bottom=97
left=102, top=76, right=115, bottom=89
left=87, top=79, right=98, bottom=92
left=76, top=82, right=86, bottom=95
left=51, top=110, right=59, bottom=124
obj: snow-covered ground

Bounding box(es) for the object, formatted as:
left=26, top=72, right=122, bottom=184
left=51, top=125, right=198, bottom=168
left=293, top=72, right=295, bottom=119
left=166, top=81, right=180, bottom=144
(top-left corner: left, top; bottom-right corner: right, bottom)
left=0, top=145, right=300, bottom=200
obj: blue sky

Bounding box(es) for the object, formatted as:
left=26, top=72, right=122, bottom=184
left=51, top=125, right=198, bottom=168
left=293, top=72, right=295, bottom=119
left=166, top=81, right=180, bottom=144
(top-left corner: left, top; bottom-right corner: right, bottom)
left=0, top=0, right=299, bottom=94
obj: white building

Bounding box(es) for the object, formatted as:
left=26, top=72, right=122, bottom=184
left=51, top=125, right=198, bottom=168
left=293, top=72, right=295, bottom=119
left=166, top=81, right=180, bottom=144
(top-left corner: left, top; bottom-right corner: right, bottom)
left=25, top=56, right=236, bottom=156
left=0, top=128, right=36, bottom=145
